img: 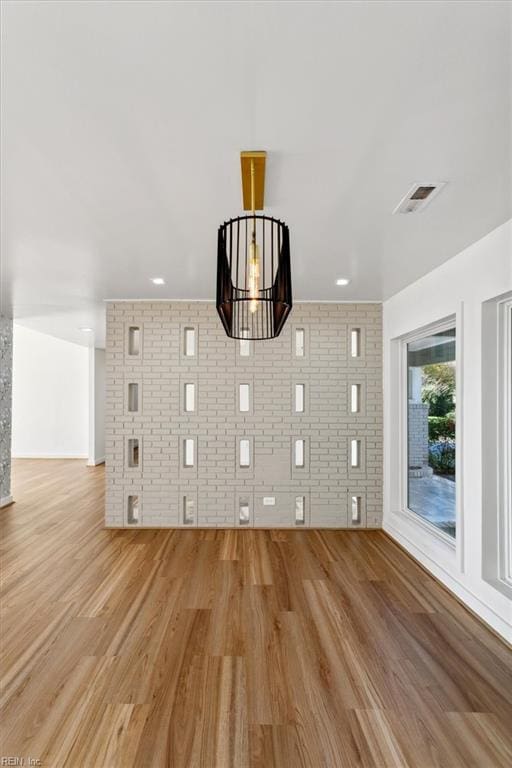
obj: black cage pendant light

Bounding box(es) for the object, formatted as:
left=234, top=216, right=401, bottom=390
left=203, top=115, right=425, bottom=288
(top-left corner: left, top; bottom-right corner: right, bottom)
left=216, top=151, right=292, bottom=339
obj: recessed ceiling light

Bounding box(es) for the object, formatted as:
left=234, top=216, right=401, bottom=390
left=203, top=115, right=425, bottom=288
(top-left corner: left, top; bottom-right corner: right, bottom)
left=336, top=278, right=350, bottom=286
left=80, top=327, right=93, bottom=332
left=151, top=277, right=165, bottom=285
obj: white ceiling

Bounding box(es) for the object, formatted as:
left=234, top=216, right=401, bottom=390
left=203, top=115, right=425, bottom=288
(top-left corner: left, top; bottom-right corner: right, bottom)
left=1, top=0, right=510, bottom=348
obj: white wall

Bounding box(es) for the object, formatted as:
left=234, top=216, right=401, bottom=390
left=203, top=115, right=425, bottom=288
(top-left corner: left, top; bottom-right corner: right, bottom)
left=12, top=324, right=89, bottom=458
left=88, top=347, right=105, bottom=465
left=383, top=219, right=512, bottom=642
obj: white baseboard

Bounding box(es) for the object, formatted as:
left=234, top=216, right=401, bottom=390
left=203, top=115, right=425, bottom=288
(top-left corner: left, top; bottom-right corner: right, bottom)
left=384, top=520, right=512, bottom=643
left=12, top=453, right=88, bottom=459
left=87, top=457, right=105, bottom=466
left=0, top=495, right=14, bottom=508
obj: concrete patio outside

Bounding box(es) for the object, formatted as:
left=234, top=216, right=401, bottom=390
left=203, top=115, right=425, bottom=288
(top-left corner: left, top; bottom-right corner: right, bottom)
left=408, top=473, right=456, bottom=537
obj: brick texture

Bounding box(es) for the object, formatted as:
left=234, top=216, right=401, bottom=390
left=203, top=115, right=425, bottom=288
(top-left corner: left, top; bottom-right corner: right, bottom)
left=105, top=302, right=383, bottom=528
left=408, top=403, right=429, bottom=468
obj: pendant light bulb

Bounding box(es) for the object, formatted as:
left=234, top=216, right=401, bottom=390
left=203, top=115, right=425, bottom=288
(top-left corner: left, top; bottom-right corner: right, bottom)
left=247, top=159, right=260, bottom=314
left=249, top=233, right=260, bottom=314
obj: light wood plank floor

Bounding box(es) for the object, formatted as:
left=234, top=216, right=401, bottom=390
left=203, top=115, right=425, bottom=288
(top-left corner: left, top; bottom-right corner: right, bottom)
left=1, top=459, right=512, bottom=767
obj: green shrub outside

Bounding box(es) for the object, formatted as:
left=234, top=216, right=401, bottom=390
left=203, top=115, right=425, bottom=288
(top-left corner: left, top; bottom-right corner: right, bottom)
left=428, top=440, right=456, bottom=476
left=428, top=412, right=455, bottom=442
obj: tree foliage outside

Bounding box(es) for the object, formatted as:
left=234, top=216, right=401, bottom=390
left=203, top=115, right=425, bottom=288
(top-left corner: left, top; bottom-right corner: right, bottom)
left=422, top=362, right=456, bottom=416
left=422, top=362, right=456, bottom=477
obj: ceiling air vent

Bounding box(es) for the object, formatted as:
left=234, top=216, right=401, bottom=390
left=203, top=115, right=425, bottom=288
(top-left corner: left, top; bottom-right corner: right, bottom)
left=393, top=182, right=446, bottom=214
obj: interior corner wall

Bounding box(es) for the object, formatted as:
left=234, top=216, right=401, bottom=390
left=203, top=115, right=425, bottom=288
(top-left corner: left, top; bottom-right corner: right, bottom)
left=12, top=324, right=89, bottom=459
left=105, top=301, right=383, bottom=529
left=383, top=219, right=512, bottom=642
left=88, top=347, right=106, bottom=466
left=0, top=315, right=13, bottom=506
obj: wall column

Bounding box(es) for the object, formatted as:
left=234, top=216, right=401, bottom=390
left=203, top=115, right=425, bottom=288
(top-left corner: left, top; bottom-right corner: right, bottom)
left=0, top=315, right=13, bottom=507
left=88, top=347, right=106, bottom=466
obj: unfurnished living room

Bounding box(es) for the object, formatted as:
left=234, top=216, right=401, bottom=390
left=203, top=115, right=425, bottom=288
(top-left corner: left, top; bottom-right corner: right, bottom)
left=0, top=1, right=511, bottom=766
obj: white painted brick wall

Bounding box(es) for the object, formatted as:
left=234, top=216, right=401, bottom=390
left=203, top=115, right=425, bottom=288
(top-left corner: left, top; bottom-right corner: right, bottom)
left=408, top=402, right=429, bottom=467
left=105, top=302, right=383, bottom=528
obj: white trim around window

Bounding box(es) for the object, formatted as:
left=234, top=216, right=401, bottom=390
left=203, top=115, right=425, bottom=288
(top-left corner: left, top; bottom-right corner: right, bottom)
left=498, top=298, right=512, bottom=587
left=482, top=292, right=512, bottom=599
left=396, top=314, right=462, bottom=563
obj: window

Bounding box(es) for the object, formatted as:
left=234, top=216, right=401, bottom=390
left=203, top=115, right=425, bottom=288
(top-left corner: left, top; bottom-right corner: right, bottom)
left=127, top=495, right=140, bottom=525
left=184, top=383, right=195, bottom=412
left=350, top=439, right=360, bottom=468
left=183, top=496, right=195, bottom=525
left=351, top=495, right=361, bottom=524
left=407, top=325, right=456, bottom=537
left=128, top=326, right=140, bottom=356
left=184, top=438, right=195, bottom=467
left=240, top=329, right=250, bottom=357
left=483, top=294, right=512, bottom=593
left=127, top=383, right=139, bottom=412
left=127, top=438, right=139, bottom=468
left=239, top=500, right=250, bottom=525
left=294, top=439, right=305, bottom=468
left=498, top=299, right=512, bottom=587
left=295, top=496, right=305, bottom=525
left=350, top=328, right=361, bottom=358
left=350, top=384, right=361, bottom=413
left=184, top=327, right=196, bottom=357
left=501, top=300, right=512, bottom=584
left=295, top=383, right=305, bottom=413
left=295, top=328, right=305, bottom=357
left=239, top=383, right=250, bottom=413
left=240, top=439, right=251, bottom=467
